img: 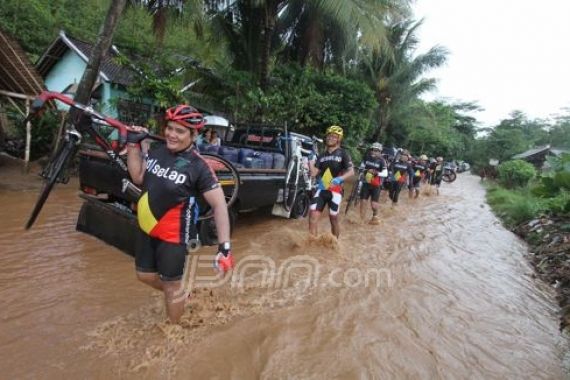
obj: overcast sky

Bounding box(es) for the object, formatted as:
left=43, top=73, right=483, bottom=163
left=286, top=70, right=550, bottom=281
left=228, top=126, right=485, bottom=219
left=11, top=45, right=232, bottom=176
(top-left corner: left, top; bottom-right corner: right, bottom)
left=413, top=0, right=570, bottom=127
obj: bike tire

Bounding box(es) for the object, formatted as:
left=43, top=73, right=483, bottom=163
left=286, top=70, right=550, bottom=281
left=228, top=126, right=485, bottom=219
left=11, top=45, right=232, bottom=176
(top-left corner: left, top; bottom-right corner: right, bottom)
left=345, top=178, right=362, bottom=215
left=442, top=171, right=457, bottom=183
left=25, top=139, right=76, bottom=229
left=198, top=153, right=240, bottom=221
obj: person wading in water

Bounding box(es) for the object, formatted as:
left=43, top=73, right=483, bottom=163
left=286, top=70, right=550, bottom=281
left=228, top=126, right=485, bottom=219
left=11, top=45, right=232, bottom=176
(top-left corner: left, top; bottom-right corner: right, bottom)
left=127, top=105, right=233, bottom=323
left=308, top=125, right=354, bottom=238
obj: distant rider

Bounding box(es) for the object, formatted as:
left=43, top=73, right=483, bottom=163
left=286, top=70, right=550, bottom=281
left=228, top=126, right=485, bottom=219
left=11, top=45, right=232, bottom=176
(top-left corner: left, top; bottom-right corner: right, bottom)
left=409, top=154, right=429, bottom=199
left=358, top=142, right=387, bottom=224
left=309, top=125, right=354, bottom=238
left=388, top=150, right=413, bottom=206
left=429, top=156, right=445, bottom=195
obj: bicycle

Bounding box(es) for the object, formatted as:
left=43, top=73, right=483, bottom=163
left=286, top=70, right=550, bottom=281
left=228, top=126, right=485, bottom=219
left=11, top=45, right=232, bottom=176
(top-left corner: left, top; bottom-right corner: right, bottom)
left=24, top=91, right=240, bottom=229
left=442, top=162, right=457, bottom=183
left=282, top=135, right=320, bottom=218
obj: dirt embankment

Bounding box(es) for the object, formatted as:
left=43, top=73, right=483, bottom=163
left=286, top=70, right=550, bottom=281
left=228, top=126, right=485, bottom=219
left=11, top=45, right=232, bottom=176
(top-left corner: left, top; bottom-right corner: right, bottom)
left=515, top=217, right=570, bottom=330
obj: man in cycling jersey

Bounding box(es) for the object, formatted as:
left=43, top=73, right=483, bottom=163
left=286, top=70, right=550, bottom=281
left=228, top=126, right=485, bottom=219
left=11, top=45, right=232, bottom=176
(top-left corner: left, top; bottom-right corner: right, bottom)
left=309, top=125, right=354, bottom=238
left=359, top=142, right=387, bottom=224
left=409, top=154, right=429, bottom=199
left=388, top=150, right=413, bottom=206
left=126, top=105, right=233, bottom=324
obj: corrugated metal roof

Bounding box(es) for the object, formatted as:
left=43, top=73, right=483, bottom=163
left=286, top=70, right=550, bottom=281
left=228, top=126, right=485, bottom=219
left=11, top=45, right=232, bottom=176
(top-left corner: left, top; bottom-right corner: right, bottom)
left=512, top=145, right=551, bottom=159
left=36, top=31, right=134, bottom=86
left=513, top=145, right=570, bottom=160
left=0, top=28, right=44, bottom=97
left=551, top=148, right=570, bottom=156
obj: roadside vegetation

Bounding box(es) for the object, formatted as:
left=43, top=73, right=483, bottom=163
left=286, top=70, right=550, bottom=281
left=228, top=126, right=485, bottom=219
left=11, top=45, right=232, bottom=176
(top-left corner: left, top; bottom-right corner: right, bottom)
left=1, top=0, right=478, bottom=162
left=486, top=156, right=570, bottom=225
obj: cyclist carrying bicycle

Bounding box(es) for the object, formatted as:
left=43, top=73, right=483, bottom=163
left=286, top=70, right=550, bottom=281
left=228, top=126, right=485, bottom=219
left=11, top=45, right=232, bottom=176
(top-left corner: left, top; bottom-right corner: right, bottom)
left=126, top=105, right=233, bottom=324
left=308, top=125, right=354, bottom=238
left=358, top=142, right=388, bottom=224
left=388, top=150, right=413, bottom=206
left=409, top=154, right=429, bottom=199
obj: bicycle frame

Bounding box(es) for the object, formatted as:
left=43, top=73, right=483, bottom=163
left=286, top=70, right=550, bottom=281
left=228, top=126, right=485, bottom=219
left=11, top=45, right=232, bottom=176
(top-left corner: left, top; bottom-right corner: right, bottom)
left=28, top=91, right=137, bottom=172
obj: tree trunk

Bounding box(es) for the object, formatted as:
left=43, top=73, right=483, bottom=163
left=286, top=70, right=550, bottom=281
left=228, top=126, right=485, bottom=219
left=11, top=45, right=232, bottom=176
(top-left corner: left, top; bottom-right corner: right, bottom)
left=259, top=0, right=278, bottom=90
left=73, top=0, right=127, bottom=109
left=372, top=107, right=387, bottom=142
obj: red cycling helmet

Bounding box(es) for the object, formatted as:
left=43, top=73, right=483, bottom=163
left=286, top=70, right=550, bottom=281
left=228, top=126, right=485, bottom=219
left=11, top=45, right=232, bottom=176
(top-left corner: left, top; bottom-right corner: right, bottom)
left=165, top=105, right=205, bottom=130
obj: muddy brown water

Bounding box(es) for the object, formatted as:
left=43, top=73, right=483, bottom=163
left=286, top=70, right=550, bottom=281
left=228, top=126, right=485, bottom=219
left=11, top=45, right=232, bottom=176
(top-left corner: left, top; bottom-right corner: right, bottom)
left=0, top=168, right=568, bottom=378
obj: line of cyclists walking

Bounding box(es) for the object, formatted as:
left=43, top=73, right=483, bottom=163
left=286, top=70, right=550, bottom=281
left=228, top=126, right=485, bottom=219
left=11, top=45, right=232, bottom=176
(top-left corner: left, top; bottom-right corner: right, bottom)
left=308, top=125, right=447, bottom=237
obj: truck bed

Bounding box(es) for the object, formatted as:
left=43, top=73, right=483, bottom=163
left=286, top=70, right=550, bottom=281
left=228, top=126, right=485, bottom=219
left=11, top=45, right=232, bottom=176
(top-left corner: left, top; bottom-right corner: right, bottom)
left=78, top=148, right=286, bottom=212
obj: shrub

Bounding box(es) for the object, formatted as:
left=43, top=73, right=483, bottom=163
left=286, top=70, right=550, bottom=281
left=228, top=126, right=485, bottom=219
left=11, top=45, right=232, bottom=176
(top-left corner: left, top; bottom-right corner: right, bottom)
left=497, top=160, right=536, bottom=188
left=486, top=186, right=543, bottom=225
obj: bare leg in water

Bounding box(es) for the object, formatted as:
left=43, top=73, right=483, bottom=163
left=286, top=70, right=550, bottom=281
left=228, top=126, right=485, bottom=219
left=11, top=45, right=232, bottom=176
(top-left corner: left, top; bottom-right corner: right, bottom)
left=136, top=272, right=186, bottom=323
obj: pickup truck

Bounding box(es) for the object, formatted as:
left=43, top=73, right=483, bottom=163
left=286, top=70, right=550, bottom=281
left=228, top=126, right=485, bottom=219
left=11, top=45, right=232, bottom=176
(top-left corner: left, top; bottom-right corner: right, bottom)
left=76, top=123, right=318, bottom=256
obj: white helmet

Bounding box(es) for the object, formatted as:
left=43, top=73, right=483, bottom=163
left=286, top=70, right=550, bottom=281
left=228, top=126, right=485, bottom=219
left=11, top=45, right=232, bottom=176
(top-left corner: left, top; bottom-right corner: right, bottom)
left=370, top=142, right=383, bottom=151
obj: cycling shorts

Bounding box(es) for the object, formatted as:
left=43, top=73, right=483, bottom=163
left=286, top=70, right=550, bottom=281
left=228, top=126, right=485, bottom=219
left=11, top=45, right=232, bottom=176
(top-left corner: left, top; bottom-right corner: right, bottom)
left=410, top=176, right=422, bottom=189
left=135, top=230, right=187, bottom=281
left=310, top=189, right=343, bottom=216
left=360, top=183, right=381, bottom=202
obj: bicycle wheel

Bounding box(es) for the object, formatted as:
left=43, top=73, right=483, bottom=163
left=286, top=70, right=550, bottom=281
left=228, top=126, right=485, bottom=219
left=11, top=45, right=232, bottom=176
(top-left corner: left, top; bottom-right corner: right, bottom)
left=197, top=153, right=240, bottom=221
left=442, top=171, right=457, bottom=183
left=345, top=177, right=362, bottom=215
left=25, top=137, right=78, bottom=229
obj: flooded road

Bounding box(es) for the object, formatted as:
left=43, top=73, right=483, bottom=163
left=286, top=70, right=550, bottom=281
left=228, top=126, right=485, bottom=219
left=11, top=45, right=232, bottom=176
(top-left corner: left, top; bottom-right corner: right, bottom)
left=0, top=168, right=568, bottom=378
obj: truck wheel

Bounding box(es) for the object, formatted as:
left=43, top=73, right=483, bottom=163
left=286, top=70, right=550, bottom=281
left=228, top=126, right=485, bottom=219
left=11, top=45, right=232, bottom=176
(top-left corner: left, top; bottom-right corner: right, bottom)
left=290, top=191, right=309, bottom=219
left=199, top=206, right=237, bottom=246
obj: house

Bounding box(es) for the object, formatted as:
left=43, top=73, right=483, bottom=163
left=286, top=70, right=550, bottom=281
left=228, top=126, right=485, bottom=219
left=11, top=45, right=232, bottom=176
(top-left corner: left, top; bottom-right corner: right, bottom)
left=36, top=30, right=154, bottom=125
left=512, top=145, right=569, bottom=169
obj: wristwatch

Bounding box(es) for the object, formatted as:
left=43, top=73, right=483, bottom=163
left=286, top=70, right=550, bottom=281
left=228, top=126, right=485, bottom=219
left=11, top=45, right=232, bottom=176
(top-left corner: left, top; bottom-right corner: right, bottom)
left=218, top=241, right=231, bottom=256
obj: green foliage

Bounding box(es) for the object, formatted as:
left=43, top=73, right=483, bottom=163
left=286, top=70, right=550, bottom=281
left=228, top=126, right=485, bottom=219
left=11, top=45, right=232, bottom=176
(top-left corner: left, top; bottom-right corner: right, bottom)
left=486, top=186, right=543, bottom=226
left=119, top=55, right=185, bottom=109
left=497, top=160, right=536, bottom=188
left=542, top=190, right=570, bottom=214
left=532, top=153, right=570, bottom=197
left=220, top=65, right=377, bottom=143
left=13, top=111, right=62, bottom=160
left=0, top=0, right=109, bottom=60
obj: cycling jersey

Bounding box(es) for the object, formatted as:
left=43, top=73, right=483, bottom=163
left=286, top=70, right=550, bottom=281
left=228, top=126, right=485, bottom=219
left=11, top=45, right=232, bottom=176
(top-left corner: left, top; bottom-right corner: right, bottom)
left=429, top=162, right=444, bottom=185
left=315, top=147, right=353, bottom=190
left=390, top=160, right=412, bottom=185
left=359, top=154, right=386, bottom=188
left=412, top=161, right=429, bottom=177
left=411, top=161, right=429, bottom=187
left=137, top=144, right=219, bottom=245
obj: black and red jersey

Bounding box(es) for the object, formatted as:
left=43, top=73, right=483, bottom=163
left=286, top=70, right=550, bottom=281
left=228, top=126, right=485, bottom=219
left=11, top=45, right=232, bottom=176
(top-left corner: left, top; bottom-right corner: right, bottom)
left=137, top=144, right=219, bottom=245
left=315, top=147, right=353, bottom=190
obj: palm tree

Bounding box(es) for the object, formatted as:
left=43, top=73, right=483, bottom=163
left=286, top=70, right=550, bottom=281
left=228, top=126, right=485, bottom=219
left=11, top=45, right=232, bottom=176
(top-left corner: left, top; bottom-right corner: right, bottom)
left=279, top=0, right=411, bottom=71
left=128, top=0, right=199, bottom=45
left=208, top=0, right=411, bottom=87
left=358, top=19, right=448, bottom=141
